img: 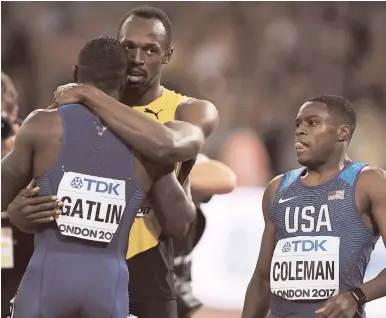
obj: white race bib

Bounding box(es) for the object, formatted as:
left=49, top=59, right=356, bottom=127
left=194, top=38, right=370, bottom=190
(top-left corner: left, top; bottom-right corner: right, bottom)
left=56, top=172, right=126, bottom=243
left=136, top=206, right=155, bottom=218
left=1, top=227, right=14, bottom=269
left=270, top=236, right=340, bottom=300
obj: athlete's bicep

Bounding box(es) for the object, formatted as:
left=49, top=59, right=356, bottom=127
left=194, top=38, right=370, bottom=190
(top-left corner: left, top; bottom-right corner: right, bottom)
left=1, top=119, right=36, bottom=211
left=366, top=167, right=386, bottom=245
left=254, top=220, right=276, bottom=280
left=163, top=99, right=219, bottom=161
left=252, top=178, right=280, bottom=281
left=242, top=176, right=281, bottom=318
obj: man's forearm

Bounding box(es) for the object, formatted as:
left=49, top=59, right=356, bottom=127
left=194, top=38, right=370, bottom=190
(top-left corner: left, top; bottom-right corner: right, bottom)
left=361, top=268, right=386, bottom=303
left=152, top=191, right=196, bottom=239
left=81, top=87, right=197, bottom=163
left=242, top=277, right=271, bottom=318
left=149, top=169, right=196, bottom=239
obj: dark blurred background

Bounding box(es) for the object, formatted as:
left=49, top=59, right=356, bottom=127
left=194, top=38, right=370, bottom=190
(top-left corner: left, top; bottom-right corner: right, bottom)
left=3, top=1, right=386, bottom=183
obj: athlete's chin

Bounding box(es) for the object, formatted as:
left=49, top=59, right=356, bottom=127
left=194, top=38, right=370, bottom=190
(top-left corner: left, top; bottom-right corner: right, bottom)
left=296, top=156, right=310, bottom=166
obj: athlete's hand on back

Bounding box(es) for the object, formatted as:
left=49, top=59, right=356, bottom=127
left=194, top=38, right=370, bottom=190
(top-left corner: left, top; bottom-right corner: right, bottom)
left=52, top=83, right=84, bottom=107
left=7, top=186, right=63, bottom=233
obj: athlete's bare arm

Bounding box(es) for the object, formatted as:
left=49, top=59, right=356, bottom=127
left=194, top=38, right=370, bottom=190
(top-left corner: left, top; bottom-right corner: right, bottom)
left=190, top=156, right=237, bottom=196
left=241, top=175, right=282, bottom=318
left=149, top=168, right=196, bottom=239
left=1, top=112, right=37, bottom=211
left=54, top=84, right=219, bottom=163
left=358, top=167, right=386, bottom=302
left=134, top=154, right=196, bottom=239
left=316, top=166, right=386, bottom=318
left=1, top=110, right=62, bottom=230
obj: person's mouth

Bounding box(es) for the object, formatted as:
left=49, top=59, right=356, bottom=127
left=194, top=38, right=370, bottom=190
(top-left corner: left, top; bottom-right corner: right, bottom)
left=127, top=69, right=146, bottom=83
left=295, top=140, right=309, bottom=152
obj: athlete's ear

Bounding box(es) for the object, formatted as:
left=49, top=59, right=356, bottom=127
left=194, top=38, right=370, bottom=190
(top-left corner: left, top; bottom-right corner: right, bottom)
left=163, top=47, right=174, bottom=65
left=338, top=124, right=350, bottom=142
left=73, top=65, right=78, bottom=83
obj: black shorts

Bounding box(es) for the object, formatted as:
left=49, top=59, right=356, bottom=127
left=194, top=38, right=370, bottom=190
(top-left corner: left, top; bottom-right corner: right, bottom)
left=130, top=300, right=177, bottom=318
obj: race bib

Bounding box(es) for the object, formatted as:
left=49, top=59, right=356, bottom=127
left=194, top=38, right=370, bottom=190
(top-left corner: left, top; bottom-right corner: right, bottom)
left=270, top=236, right=340, bottom=300
left=136, top=206, right=155, bottom=218
left=56, top=172, right=126, bottom=243
left=1, top=227, right=14, bottom=269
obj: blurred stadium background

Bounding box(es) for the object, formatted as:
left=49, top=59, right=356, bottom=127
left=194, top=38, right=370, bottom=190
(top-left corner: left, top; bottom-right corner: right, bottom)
left=2, top=1, right=386, bottom=317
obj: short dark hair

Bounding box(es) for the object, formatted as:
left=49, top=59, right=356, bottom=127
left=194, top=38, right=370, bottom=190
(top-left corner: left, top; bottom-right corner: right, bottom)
left=117, top=6, right=172, bottom=48
left=77, top=36, right=128, bottom=95
left=308, top=94, right=357, bottom=139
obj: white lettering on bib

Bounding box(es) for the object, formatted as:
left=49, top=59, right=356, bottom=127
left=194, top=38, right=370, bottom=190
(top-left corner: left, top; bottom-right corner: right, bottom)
left=1, top=227, right=14, bottom=269
left=270, top=236, right=340, bottom=300
left=56, top=172, right=126, bottom=243
left=136, top=206, right=155, bottom=218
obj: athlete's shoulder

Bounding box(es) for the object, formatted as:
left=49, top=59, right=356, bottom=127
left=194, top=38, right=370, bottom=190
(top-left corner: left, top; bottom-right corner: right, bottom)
left=25, top=108, right=58, bottom=119
left=13, top=109, right=59, bottom=149
left=264, top=174, right=284, bottom=200
left=358, top=165, right=386, bottom=188
left=23, top=108, right=61, bottom=138
left=163, top=87, right=217, bottom=118
left=273, top=167, right=304, bottom=193
left=356, top=164, right=386, bottom=206
left=268, top=174, right=285, bottom=191
left=21, top=109, right=58, bottom=130
left=175, top=98, right=218, bottom=135
left=177, top=97, right=216, bottom=112
left=357, top=165, right=386, bottom=227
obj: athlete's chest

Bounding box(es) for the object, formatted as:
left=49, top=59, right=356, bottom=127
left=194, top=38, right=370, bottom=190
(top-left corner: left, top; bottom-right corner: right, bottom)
left=271, top=183, right=353, bottom=235
left=135, top=105, right=172, bottom=124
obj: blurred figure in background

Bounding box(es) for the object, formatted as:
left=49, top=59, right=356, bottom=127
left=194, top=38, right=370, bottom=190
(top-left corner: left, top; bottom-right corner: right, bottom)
left=1, top=73, right=34, bottom=318
left=1, top=114, right=16, bottom=158
left=219, top=129, right=271, bottom=187
left=174, top=154, right=237, bottom=318
left=1, top=72, right=21, bottom=133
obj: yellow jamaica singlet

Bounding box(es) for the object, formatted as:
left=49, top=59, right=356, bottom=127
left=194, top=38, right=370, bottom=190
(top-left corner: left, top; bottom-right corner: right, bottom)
left=126, top=87, right=188, bottom=259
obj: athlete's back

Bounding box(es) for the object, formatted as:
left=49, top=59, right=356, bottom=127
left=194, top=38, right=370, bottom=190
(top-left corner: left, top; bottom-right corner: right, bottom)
left=13, top=105, right=145, bottom=318
left=269, top=162, right=379, bottom=317
left=11, top=102, right=195, bottom=318
left=2, top=37, right=195, bottom=318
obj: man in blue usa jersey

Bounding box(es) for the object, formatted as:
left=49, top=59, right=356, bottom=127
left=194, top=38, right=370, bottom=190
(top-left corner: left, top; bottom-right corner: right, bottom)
left=242, top=95, right=386, bottom=318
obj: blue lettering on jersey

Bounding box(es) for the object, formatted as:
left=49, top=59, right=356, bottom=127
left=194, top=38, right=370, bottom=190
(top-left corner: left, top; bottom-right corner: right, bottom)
left=70, top=177, right=120, bottom=195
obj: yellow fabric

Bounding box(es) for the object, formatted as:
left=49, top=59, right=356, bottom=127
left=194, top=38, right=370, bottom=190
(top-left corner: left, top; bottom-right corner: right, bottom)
left=126, top=88, right=187, bottom=259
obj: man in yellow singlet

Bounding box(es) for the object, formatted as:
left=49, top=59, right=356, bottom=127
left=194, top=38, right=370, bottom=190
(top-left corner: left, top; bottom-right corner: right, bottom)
left=50, top=5, right=218, bottom=318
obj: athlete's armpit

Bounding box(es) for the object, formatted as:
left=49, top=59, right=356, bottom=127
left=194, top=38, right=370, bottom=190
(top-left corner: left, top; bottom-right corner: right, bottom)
left=242, top=175, right=283, bottom=318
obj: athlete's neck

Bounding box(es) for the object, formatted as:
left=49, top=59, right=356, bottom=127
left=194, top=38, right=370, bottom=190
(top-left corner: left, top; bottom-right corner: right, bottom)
left=121, top=77, right=163, bottom=107
left=305, top=153, right=351, bottom=182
